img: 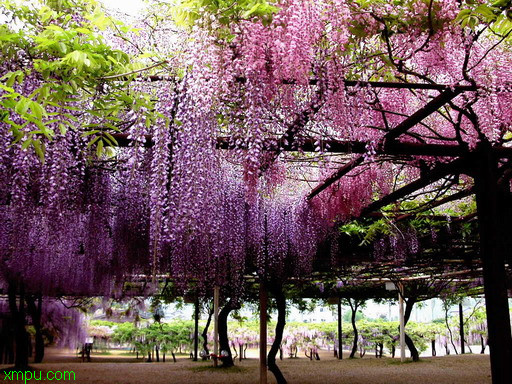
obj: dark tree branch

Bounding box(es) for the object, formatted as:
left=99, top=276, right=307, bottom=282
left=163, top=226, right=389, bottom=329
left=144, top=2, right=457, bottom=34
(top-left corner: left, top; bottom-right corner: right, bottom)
left=267, top=283, right=287, bottom=384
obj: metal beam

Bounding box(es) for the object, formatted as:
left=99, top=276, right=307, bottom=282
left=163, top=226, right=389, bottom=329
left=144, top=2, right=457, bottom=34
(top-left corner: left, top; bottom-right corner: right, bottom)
left=307, top=155, right=365, bottom=199
left=384, top=89, right=463, bottom=142
left=109, top=134, right=512, bottom=158
left=307, top=88, right=465, bottom=199
left=358, top=157, right=468, bottom=217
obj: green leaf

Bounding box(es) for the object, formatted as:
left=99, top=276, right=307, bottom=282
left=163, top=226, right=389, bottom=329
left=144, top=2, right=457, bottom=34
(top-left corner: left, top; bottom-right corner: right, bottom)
left=30, top=101, right=44, bottom=120
left=5, top=72, right=16, bottom=87
left=32, top=139, right=45, bottom=163
left=474, top=5, right=498, bottom=22
left=57, top=42, right=68, bottom=54
left=15, top=98, right=30, bottom=115
left=0, top=83, right=15, bottom=93
left=102, top=131, right=118, bottom=146
left=21, top=139, right=32, bottom=150
left=455, top=9, right=472, bottom=23
left=58, top=123, right=67, bottom=135
left=75, top=27, right=92, bottom=35
left=96, top=138, right=104, bottom=157
left=491, top=0, right=510, bottom=7
left=46, top=24, right=64, bottom=32
left=242, top=3, right=262, bottom=18
left=81, top=130, right=100, bottom=137
left=87, top=136, right=100, bottom=148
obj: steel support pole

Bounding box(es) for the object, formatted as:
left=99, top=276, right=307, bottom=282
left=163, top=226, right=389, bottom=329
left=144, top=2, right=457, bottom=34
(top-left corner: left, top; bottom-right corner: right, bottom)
left=213, top=286, right=220, bottom=367
left=259, top=282, right=268, bottom=384
left=399, top=283, right=406, bottom=362
left=193, top=298, right=199, bottom=361
left=459, top=302, right=465, bottom=354
left=338, top=298, right=343, bottom=360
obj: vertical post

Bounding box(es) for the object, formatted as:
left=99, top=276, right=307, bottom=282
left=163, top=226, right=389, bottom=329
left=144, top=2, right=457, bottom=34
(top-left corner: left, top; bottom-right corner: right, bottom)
left=398, top=283, right=406, bottom=362
left=259, top=282, right=268, bottom=384
left=459, top=302, right=465, bottom=355
left=337, top=298, right=343, bottom=360
left=213, top=286, right=220, bottom=367
left=193, top=298, right=199, bottom=361
left=474, top=145, right=512, bottom=384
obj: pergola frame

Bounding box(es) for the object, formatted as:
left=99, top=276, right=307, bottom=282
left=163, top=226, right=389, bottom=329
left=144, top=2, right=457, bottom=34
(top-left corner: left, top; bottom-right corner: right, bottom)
left=85, top=79, right=512, bottom=383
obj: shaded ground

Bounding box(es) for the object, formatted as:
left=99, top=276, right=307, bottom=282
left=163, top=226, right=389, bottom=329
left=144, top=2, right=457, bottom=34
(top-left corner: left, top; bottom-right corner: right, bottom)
left=1, top=349, right=491, bottom=384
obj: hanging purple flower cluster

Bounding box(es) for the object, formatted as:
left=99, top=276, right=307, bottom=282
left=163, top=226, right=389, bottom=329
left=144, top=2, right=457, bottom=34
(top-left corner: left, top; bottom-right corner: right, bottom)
left=372, top=227, right=420, bottom=263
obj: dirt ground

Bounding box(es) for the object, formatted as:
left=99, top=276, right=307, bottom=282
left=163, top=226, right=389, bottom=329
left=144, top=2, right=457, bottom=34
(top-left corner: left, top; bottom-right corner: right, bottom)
left=1, top=348, right=491, bottom=384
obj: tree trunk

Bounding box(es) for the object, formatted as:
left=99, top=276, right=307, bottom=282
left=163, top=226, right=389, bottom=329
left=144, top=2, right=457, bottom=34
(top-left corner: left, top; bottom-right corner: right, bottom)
left=444, top=302, right=458, bottom=355
left=8, top=282, right=29, bottom=369
left=349, top=300, right=359, bottom=359
left=0, top=325, right=3, bottom=364
left=218, top=299, right=240, bottom=368
left=34, top=330, right=44, bottom=363
left=267, top=284, right=287, bottom=384
left=431, top=340, right=436, bottom=357
left=459, top=302, right=465, bottom=354
left=155, top=345, right=159, bottom=362
left=0, top=315, right=15, bottom=365
left=404, top=334, right=419, bottom=361
left=26, top=294, right=44, bottom=363
left=403, top=298, right=419, bottom=361
left=202, top=306, right=213, bottom=357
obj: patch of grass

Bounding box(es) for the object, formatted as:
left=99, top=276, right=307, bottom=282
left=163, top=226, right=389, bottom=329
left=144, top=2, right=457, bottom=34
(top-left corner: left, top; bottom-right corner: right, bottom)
left=387, top=358, right=430, bottom=365
left=91, top=351, right=112, bottom=356
left=189, top=365, right=249, bottom=374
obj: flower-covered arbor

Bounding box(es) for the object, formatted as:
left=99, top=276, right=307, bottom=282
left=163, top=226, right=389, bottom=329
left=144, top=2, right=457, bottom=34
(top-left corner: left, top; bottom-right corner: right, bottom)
left=1, top=0, right=512, bottom=383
